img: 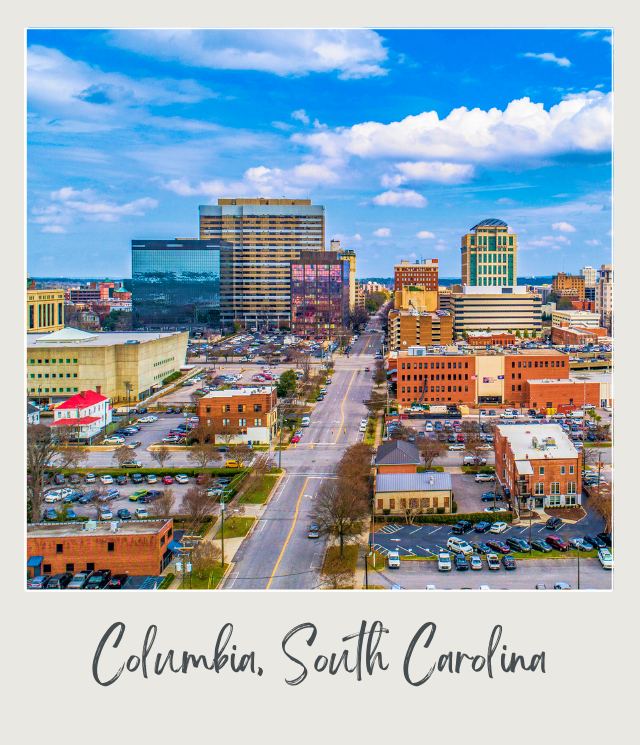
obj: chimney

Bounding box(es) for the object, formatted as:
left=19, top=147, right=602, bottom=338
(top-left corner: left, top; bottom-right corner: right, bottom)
left=96, top=385, right=102, bottom=395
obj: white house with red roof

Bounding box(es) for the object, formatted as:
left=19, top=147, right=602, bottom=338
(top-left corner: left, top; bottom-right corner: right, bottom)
left=51, top=389, right=112, bottom=440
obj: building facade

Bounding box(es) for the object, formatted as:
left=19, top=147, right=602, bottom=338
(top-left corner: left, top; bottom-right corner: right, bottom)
left=27, top=519, right=174, bottom=577
left=51, top=389, right=112, bottom=440
left=199, top=198, right=325, bottom=329
left=465, top=331, right=516, bottom=347
left=552, top=272, right=585, bottom=299
left=27, top=289, right=65, bottom=333
left=551, top=309, right=601, bottom=328
left=460, top=219, right=517, bottom=286
left=581, top=266, right=597, bottom=287
left=596, top=264, right=613, bottom=332
left=290, top=251, right=350, bottom=339
left=330, top=240, right=357, bottom=313
left=451, top=285, right=541, bottom=336
left=27, top=327, right=188, bottom=405
left=387, top=309, right=453, bottom=351
left=525, top=378, right=600, bottom=412
left=394, top=259, right=439, bottom=291
left=196, top=386, right=278, bottom=445
left=494, top=424, right=582, bottom=509
left=394, top=285, right=438, bottom=312
left=132, top=239, right=223, bottom=330
left=374, top=472, right=453, bottom=516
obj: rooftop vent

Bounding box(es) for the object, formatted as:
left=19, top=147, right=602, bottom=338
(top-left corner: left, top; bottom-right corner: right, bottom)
left=85, top=520, right=97, bottom=532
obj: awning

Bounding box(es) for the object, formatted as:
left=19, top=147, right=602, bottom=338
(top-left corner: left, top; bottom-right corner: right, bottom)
left=51, top=416, right=101, bottom=426
left=168, top=541, right=184, bottom=553
left=515, top=460, right=534, bottom=475
left=27, top=555, right=44, bottom=567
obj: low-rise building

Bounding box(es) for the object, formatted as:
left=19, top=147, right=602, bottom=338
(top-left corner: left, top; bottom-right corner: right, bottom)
left=196, top=386, right=278, bottom=445
left=550, top=325, right=606, bottom=346
left=552, top=272, right=585, bottom=299
left=374, top=440, right=421, bottom=475
left=27, top=519, right=175, bottom=578
left=27, top=327, right=188, bottom=406
left=551, top=309, right=601, bottom=329
left=494, top=424, right=582, bottom=509
left=27, top=403, right=40, bottom=425
left=374, top=471, right=453, bottom=516
left=27, top=288, right=65, bottom=333
left=524, top=378, right=600, bottom=412
left=465, top=331, right=516, bottom=347
left=51, top=389, right=112, bottom=440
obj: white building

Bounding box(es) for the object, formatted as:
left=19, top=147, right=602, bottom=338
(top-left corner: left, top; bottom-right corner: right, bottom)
left=27, top=403, right=40, bottom=425
left=51, top=389, right=112, bottom=441
left=551, top=309, right=601, bottom=329
left=581, top=265, right=597, bottom=287
left=596, top=264, right=612, bottom=331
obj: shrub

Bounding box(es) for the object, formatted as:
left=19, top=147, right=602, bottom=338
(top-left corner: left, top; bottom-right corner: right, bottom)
left=162, top=371, right=182, bottom=385
left=374, top=511, right=513, bottom=526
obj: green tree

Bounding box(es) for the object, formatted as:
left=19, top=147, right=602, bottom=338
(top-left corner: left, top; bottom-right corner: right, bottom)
left=277, top=369, right=298, bottom=398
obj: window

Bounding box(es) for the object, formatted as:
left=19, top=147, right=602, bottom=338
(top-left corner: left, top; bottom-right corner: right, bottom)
left=56, top=544, right=63, bottom=554
left=239, top=418, right=247, bottom=427
left=238, top=404, right=245, bottom=413
left=565, top=494, right=576, bottom=506
left=222, top=418, right=230, bottom=427
left=65, top=563, right=74, bottom=572
left=547, top=494, right=561, bottom=507
left=389, top=498, right=395, bottom=509
left=569, top=465, right=574, bottom=474
left=539, top=467, right=545, bottom=475
left=550, top=482, right=560, bottom=495
left=86, top=562, right=95, bottom=571
left=560, top=466, right=566, bottom=475
left=108, top=542, right=115, bottom=552
left=43, top=563, right=51, bottom=574
left=567, top=482, right=576, bottom=494
left=254, top=404, right=262, bottom=412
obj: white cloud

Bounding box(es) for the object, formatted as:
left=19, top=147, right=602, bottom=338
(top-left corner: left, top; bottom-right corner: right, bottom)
left=353, top=233, right=362, bottom=241
left=373, top=227, right=391, bottom=237
left=295, top=91, right=611, bottom=168
left=526, top=234, right=571, bottom=249
left=31, top=186, right=158, bottom=232
left=291, top=109, right=310, bottom=125
left=604, top=35, right=612, bottom=44
left=108, top=29, right=388, bottom=79
left=552, top=221, right=577, bottom=232
left=372, top=190, right=427, bottom=208
left=523, top=52, right=572, bottom=68
left=585, top=238, right=601, bottom=246
left=384, top=161, right=475, bottom=186
left=416, top=230, right=435, bottom=239
left=579, top=31, right=599, bottom=38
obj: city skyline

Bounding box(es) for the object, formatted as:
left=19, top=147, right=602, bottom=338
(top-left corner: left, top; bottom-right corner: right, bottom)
left=28, top=29, right=612, bottom=277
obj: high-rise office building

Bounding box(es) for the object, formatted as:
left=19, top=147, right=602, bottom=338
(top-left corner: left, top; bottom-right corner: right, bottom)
left=581, top=265, right=597, bottom=287
left=450, top=285, right=541, bottom=336
left=199, top=198, right=325, bottom=330
left=290, top=251, right=350, bottom=340
left=596, top=264, right=613, bottom=331
left=394, top=259, right=439, bottom=291
left=27, top=288, right=65, bottom=333
left=552, top=272, right=585, bottom=299
left=131, top=239, right=223, bottom=330
left=461, top=219, right=517, bottom=286
left=331, top=239, right=357, bottom=313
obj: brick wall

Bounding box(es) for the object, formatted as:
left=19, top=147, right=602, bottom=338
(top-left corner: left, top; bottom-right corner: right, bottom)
left=525, top=380, right=600, bottom=410
left=503, top=352, right=569, bottom=405
left=197, top=389, right=277, bottom=433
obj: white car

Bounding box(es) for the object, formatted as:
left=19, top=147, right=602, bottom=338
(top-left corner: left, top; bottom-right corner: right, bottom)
left=469, top=554, right=483, bottom=571
left=137, top=415, right=158, bottom=423
left=437, top=551, right=452, bottom=571
left=475, top=473, right=495, bottom=482
left=175, top=474, right=189, bottom=484
left=44, top=488, right=73, bottom=503
left=500, top=411, right=516, bottom=419
left=103, top=436, right=125, bottom=445
left=359, top=419, right=368, bottom=432
left=598, top=548, right=613, bottom=569
left=448, top=444, right=465, bottom=451
left=387, top=550, right=401, bottom=568
left=100, top=474, right=114, bottom=485
left=489, top=521, right=508, bottom=534
left=424, top=422, right=434, bottom=432
left=446, top=537, right=473, bottom=556
left=99, top=507, right=113, bottom=520
left=135, top=507, right=149, bottom=518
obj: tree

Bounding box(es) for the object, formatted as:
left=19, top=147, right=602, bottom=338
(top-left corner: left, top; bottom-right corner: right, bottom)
left=230, top=443, right=253, bottom=468
left=337, top=443, right=373, bottom=495
left=321, top=551, right=356, bottom=589
left=350, top=307, right=369, bottom=330
left=313, top=478, right=369, bottom=558
left=113, top=445, right=134, bottom=468
left=419, top=438, right=447, bottom=470
left=183, top=485, right=212, bottom=527
left=463, top=433, right=486, bottom=468
left=188, top=441, right=221, bottom=469
left=151, top=487, right=176, bottom=518
left=27, top=424, right=87, bottom=521
left=277, top=369, right=298, bottom=398
left=373, top=360, right=387, bottom=386
left=151, top=445, right=172, bottom=469
left=191, top=540, right=223, bottom=583
left=364, top=389, right=386, bottom=416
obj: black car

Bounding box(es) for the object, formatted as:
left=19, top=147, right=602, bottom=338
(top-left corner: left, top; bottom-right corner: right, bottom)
left=85, top=569, right=112, bottom=589
left=472, top=542, right=492, bottom=555
left=545, top=517, right=563, bottom=530
left=46, top=572, right=73, bottom=589
left=137, top=490, right=161, bottom=503
left=584, top=534, right=607, bottom=549
left=451, top=520, right=473, bottom=535
left=106, top=574, right=129, bottom=589
left=117, top=508, right=132, bottom=520
left=506, top=537, right=531, bottom=553
left=502, top=555, right=517, bottom=570
left=68, top=474, right=81, bottom=485
left=130, top=473, right=144, bottom=484
left=53, top=473, right=65, bottom=485
left=530, top=538, right=553, bottom=553
left=474, top=521, right=491, bottom=533
left=597, top=532, right=612, bottom=547
left=166, top=407, right=175, bottom=414
left=454, top=554, right=469, bottom=571
left=481, top=492, right=499, bottom=502
left=115, top=474, right=128, bottom=485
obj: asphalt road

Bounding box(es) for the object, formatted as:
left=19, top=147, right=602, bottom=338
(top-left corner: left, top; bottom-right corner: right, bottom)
left=225, top=328, right=380, bottom=589
left=367, top=558, right=612, bottom=590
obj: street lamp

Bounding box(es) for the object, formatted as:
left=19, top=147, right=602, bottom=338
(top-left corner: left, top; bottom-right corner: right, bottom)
left=220, top=499, right=226, bottom=569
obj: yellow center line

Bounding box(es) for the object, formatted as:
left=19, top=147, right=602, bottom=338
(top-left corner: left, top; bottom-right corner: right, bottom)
left=266, top=476, right=310, bottom=589
left=335, top=370, right=356, bottom=444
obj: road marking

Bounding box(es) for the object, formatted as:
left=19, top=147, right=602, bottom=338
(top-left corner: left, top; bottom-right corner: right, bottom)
left=416, top=545, right=435, bottom=556
left=428, top=527, right=443, bottom=535
left=266, top=476, right=310, bottom=590
left=334, top=370, right=357, bottom=444
left=409, top=527, right=422, bottom=535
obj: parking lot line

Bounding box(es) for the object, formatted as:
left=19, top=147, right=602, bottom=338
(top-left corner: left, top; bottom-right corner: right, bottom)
left=428, top=526, right=443, bottom=535
left=409, top=527, right=422, bottom=534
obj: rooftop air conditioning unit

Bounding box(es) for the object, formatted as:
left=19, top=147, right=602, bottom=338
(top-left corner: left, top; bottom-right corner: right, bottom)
left=85, top=520, right=97, bottom=532
left=110, top=521, right=119, bottom=533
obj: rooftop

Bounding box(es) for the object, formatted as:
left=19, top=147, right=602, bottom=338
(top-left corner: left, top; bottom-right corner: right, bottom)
left=54, top=389, right=109, bottom=410
left=495, top=424, right=578, bottom=460
left=375, top=440, right=421, bottom=466
left=201, top=386, right=275, bottom=399
left=28, top=327, right=186, bottom=348
left=375, top=471, right=452, bottom=493
left=471, top=218, right=508, bottom=229
left=27, top=518, right=172, bottom=538
left=527, top=377, right=598, bottom=385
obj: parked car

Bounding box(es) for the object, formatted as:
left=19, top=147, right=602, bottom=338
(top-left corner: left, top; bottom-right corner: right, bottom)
left=117, top=508, right=132, bottom=520
left=100, top=474, right=114, bottom=485
left=135, top=507, right=149, bottom=518
left=475, top=473, right=495, bottom=483
left=43, top=508, right=58, bottom=521
left=387, top=550, right=401, bottom=569
left=469, top=554, right=483, bottom=571
left=85, top=569, right=112, bottom=589
left=506, top=537, right=531, bottom=553
left=175, top=474, right=189, bottom=484
left=569, top=537, right=593, bottom=552
left=598, top=547, right=613, bottom=569
left=437, top=551, right=452, bottom=571
left=291, top=434, right=301, bottom=444
left=487, top=540, right=510, bottom=554
left=307, top=523, right=320, bottom=539
left=451, top=519, right=472, bottom=535
left=115, top=474, right=128, bottom=485
left=472, top=542, right=492, bottom=555
left=530, top=539, right=553, bottom=553
left=46, top=572, right=73, bottom=589
left=122, top=460, right=142, bottom=468
left=547, top=534, right=569, bottom=552
left=53, top=473, right=65, bottom=485
left=27, top=575, right=51, bottom=589
left=486, top=553, right=501, bottom=570
left=545, top=516, right=563, bottom=530
left=584, top=534, right=606, bottom=550
left=99, top=506, right=113, bottom=520
left=474, top=521, right=492, bottom=533
left=489, top=521, right=508, bottom=534
left=129, top=489, right=149, bottom=502
left=448, top=444, right=465, bottom=451
left=554, top=582, right=572, bottom=590
left=225, top=459, right=242, bottom=469
left=145, top=473, right=158, bottom=484
left=103, top=437, right=125, bottom=445
left=502, top=555, right=517, bottom=570
left=67, top=570, right=93, bottom=589
left=454, top=554, right=469, bottom=571
left=162, top=475, right=174, bottom=485
left=69, top=473, right=81, bottom=485
left=106, top=574, right=129, bottom=589
left=597, top=532, right=612, bottom=547
left=481, top=491, right=499, bottom=502
left=446, top=537, right=473, bottom=556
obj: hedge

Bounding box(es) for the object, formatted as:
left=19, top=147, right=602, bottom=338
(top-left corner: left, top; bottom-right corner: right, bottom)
left=162, top=371, right=182, bottom=385
left=158, top=573, right=175, bottom=590
left=55, top=466, right=244, bottom=477
left=461, top=465, right=496, bottom=474
left=374, top=511, right=513, bottom=526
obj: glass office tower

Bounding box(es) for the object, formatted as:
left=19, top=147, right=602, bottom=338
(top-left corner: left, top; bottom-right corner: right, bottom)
left=131, top=240, right=223, bottom=330
left=460, top=218, right=518, bottom=287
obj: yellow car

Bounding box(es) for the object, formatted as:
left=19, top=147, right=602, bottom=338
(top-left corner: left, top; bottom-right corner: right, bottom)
left=225, top=459, right=241, bottom=469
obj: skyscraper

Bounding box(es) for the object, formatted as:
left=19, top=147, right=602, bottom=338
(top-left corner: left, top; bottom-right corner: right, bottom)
left=199, top=198, right=325, bottom=330
left=460, top=219, right=517, bottom=286
left=596, top=264, right=613, bottom=331
left=581, top=265, right=597, bottom=287
left=131, top=239, right=223, bottom=330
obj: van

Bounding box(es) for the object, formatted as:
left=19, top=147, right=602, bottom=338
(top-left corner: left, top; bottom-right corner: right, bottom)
left=387, top=550, right=401, bottom=569
left=301, top=416, right=311, bottom=427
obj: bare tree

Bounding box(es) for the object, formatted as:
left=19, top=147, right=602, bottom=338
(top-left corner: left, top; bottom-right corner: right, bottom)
left=463, top=433, right=486, bottom=468
left=182, top=485, right=212, bottom=527
left=188, top=441, right=221, bottom=469
left=313, top=477, right=369, bottom=558
left=113, top=445, right=134, bottom=468
left=151, top=487, right=176, bottom=518
left=419, top=438, right=447, bottom=470
left=191, top=540, right=223, bottom=582
left=337, top=443, right=373, bottom=495
left=373, top=360, right=387, bottom=386
left=151, top=445, right=172, bottom=470
left=231, top=443, right=253, bottom=468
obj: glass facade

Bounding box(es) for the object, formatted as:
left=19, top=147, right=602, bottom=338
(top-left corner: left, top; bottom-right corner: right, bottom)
left=291, top=252, right=349, bottom=339
left=132, top=240, right=222, bottom=330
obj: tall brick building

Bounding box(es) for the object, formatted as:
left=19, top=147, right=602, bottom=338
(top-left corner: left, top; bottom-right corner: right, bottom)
left=387, top=309, right=453, bottom=351
left=394, top=259, right=439, bottom=291
left=552, top=272, right=585, bottom=299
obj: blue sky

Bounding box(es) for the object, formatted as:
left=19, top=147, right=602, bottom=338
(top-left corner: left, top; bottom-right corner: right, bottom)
left=27, top=28, right=612, bottom=278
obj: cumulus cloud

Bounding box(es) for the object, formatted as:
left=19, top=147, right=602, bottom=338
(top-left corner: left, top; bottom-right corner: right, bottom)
left=552, top=221, right=577, bottom=232
left=31, top=186, right=158, bottom=232
left=523, top=52, right=572, bottom=68
left=416, top=230, right=435, bottom=239
left=585, top=238, right=601, bottom=246
left=372, top=190, right=427, bottom=208
left=291, top=109, right=310, bottom=125
left=108, top=29, right=388, bottom=79
left=526, top=234, right=571, bottom=249
left=373, top=227, right=391, bottom=237
left=383, top=161, right=475, bottom=187
left=295, top=91, right=611, bottom=167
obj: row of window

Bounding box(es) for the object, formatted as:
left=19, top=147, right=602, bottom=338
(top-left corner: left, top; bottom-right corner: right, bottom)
left=400, top=373, right=469, bottom=382
left=511, top=359, right=565, bottom=368
left=400, top=360, right=471, bottom=370
left=205, top=403, right=263, bottom=413
left=29, top=358, right=78, bottom=365
left=153, top=357, right=175, bottom=368
left=400, top=385, right=469, bottom=394
left=30, top=373, right=78, bottom=379
left=380, top=497, right=451, bottom=509
left=221, top=418, right=263, bottom=427
left=29, top=387, right=78, bottom=393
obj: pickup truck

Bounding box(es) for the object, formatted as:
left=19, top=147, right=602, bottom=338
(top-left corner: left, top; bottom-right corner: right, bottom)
left=486, top=553, right=501, bottom=570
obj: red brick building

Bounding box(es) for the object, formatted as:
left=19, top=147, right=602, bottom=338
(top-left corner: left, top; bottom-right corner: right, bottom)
left=394, top=259, right=439, bottom=291
left=27, top=519, right=174, bottom=577
left=466, top=331, right=516, bottom=347
left=524, top=378, right=600, bottom=412
left=503, top=350, right=569, bottom=406
left=196, top=386, right=278, bottom=445
left=570, top=299, right=596, bottom=312
left=494, top=424, right=582, bottom=509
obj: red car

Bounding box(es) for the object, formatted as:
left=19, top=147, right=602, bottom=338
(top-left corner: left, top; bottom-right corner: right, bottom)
left=291, top=434, right=301, bottom=444
left=456, top=433, right=465, bottom=443
left=546, top=534, right=569, bottom=552
left=162, top=475, right=174, bottom=485
left=486, top=540, right=510, bottom=554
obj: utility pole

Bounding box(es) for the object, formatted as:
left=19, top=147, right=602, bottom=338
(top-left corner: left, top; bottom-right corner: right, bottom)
left=220, top=500, right=225, bottom=568
left=364, top=548, right=369, bottom=589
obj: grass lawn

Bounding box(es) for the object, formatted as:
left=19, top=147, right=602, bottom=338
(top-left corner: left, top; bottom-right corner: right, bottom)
left=218, top=516, right=255, bottom=539
left=240, top=474, right=279, bottom=504
left=179, top=563, right=229, bottom=589
left=508, top=549, right=598, bottom=560
left=321, top=544, right=359, bottom=588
